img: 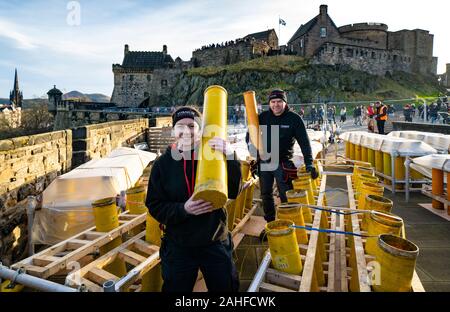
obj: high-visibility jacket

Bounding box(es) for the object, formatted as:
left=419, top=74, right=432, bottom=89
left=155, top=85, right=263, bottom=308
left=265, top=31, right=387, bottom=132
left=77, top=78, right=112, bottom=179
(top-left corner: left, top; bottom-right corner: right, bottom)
left=376, top=105, right=388, bottom=121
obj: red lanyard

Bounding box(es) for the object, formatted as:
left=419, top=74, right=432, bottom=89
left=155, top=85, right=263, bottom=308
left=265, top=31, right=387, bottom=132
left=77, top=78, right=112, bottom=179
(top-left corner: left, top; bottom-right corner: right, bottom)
left=183, top=151, right=195, bottom=197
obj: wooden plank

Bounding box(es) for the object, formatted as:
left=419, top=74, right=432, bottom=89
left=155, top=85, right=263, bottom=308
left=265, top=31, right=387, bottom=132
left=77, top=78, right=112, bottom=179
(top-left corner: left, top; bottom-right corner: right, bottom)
left=87, top=267, right=120, bottom=285
left=259, top=282, right=295, bottom=292
left=240, top=216, right=266, bottom=237
left=299, top=174, right=327, bottom=292
left=339, top=214, right=349, bottom=292
left=327, top=210, right=337, bottom=292
left=32, top=256, right=61, bottom=267
left=346, top=175, right=371, bottom=292
left=11, top=212, right=146, bottom=278
left=265, top=268, right=302, bottom=290
left=411, top=270, right=426, bottom=292
left=119, top=250, right=148, bottom=267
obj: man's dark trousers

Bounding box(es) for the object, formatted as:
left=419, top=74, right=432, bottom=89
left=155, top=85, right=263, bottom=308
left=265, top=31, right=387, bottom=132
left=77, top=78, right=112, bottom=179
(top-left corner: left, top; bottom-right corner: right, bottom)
left=377, top=120, right=386, bottom=135
left=259, top=161, right=295, bottom=222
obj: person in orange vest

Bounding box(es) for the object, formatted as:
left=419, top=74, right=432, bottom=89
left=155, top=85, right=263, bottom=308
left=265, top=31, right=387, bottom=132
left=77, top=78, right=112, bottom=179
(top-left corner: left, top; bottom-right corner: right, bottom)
left=374, top=101, right=388, bottom=134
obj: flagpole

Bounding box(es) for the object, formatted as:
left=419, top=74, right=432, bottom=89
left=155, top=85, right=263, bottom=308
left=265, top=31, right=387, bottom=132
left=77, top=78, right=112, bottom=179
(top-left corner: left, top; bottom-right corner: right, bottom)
left=278, top=15, right=281, bottom=45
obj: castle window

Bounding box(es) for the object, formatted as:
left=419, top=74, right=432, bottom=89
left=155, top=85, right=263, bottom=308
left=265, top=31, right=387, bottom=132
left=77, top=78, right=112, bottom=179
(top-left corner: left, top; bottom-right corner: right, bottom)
left=372, top=52, right=376, bottom=59
left=144, top=92, right=149, bottom=98
left=161, top=80, right=168, bottom=88
left=320, top=27, right=327, bottom=38
left=300, top=38, right=304, bottom=48
left=339, top=48, right=342, bottom=54
left=393, top=55, right=398, bottom=61
left=147, top=75, right=151, bottom=82
left=129, top=75, right=134, bottom=81
left=346, top=48, right=354, bottom=57
left=122, top=75, right=125, bottom=80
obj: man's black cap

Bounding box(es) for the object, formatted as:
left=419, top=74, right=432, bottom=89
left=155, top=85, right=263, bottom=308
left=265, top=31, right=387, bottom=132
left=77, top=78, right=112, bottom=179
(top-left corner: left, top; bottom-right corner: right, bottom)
left=268, top=89, right=288, bottom=103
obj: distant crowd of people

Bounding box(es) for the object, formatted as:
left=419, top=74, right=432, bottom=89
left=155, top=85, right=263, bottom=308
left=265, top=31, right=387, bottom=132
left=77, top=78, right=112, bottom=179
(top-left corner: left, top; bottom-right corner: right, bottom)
left=194, top=37, right=253, bottom=52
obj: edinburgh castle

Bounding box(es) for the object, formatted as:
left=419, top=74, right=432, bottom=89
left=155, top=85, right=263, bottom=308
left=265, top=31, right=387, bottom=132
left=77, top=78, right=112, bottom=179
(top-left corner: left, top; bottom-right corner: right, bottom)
left=111, top=5, right=438, bottom=108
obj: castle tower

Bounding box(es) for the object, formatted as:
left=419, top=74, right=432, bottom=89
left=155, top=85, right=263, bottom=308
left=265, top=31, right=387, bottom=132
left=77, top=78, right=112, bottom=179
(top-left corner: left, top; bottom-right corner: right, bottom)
left=47, top=85, right=63, bottom=115
left=9, top=68, right=23, bottom=108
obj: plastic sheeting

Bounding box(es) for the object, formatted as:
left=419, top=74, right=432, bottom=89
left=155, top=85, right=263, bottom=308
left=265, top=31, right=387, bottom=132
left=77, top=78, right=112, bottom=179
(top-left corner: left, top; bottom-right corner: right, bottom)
left=31, top=147, right=157, bottom=245
left=410, top=154, right=450, bottom=182
left=341, top=131, right=436, bottom=157
left=412, top=154, right=450, bottom=171
left=389, top=131, right=450, bottom=153
left=230, top=127, right=325, bottom=162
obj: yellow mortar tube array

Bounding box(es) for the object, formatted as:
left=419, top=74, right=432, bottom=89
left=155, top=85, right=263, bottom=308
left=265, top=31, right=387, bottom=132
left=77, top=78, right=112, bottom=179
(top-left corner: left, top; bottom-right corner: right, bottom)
left=286, top=190, right=313, bottom=224
left=365, top=211, right=403, bottom=256
left=243, top=91, right=263, bottom=155
left=266, top=220, right=303, bottom=275
left=372, top=234, right=419, bottom=292
left=355, top=174, right=379, bottom=196
left=353, top=166, right=374, bottom=186
left=375, top=150, right=384, bottom=174
left=126, top=186, right=147, bottom=236
left=367, top=148, right=376, bottom=168
left=277, top=204, right=309, bottom=245
left=361, top=146, right=369, bottom=162
left=394, top=156, right=406, bottom=190
left=361, top=194, right=393, bottom=230
left=355, top=144, right=362, bottom=161
left=92, top=197, right=127, bottom=278
left=349, top=142, right=356, bottom=160
left=357, top=182, right=384, bottom=210
left=235, top=161, right=251, bottom=220
left=225, top=200, right=237, bottom=231
left=141, top=212, right=163, bottom=292
left=193, top=85, right=228, bottom=209
left=345, top=141, right=351, bottom=159
left=293, top=178, right=315, bottom=206
left=0, top=281, right=24, bottom=292
left=432, top=168, right=444, bottom=210
left=382, top=153, right=392, bottom=185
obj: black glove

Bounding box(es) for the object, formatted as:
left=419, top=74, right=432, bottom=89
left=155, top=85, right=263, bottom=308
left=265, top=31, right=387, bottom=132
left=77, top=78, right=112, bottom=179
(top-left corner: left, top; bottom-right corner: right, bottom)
left=306, top=166, right=319, bottom=180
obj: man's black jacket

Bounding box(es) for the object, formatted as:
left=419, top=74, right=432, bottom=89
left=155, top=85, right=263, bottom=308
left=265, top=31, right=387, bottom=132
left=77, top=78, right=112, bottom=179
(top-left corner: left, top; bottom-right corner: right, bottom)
left=253, top=107, right=314, bottom=168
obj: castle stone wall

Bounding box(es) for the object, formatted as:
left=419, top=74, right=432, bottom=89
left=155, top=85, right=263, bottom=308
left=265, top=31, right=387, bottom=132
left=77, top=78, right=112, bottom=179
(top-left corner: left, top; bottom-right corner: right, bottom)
left=0, top=130, right=72, bottom=265
left=71, top=118, right=149, bottom=167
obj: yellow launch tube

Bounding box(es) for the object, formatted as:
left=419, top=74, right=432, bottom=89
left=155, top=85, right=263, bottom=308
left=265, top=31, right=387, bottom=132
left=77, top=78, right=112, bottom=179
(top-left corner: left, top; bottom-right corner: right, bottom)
left=266, top=220, right=303, bottom=275
left=193, top=85, right=228, bottom=209
left=243, top=91, right=263, bottom=155
left=372, top=234, right=419, bottom=292
left=92, top=197, right=127, bottom=277
left=141, top=213, right=163, bottom=292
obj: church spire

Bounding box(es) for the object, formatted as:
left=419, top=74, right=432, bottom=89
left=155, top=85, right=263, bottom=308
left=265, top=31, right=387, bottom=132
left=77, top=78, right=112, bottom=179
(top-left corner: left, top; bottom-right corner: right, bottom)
left=10, top=68, right=23, bottom=108
left=13, top=68, right=19, bottom=91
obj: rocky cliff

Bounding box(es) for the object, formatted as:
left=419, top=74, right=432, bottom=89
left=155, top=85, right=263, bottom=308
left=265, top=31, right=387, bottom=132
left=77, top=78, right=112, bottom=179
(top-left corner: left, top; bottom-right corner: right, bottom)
left=158, top=56, right=445, bottom=106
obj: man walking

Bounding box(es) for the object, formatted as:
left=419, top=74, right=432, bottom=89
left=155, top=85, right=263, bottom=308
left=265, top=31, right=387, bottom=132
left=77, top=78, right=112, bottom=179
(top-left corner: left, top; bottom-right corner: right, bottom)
left=250, top=89, right=317, bottom=241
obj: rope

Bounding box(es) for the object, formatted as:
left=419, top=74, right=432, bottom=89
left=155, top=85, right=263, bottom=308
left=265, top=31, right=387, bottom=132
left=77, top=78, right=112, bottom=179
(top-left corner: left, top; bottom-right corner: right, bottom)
left=290, top=225, right=377, bottom=238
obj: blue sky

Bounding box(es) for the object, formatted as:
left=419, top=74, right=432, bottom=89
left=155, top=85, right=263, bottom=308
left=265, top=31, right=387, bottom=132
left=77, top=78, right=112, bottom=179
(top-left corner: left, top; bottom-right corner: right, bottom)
left=0, top=0, right=449, bottom=98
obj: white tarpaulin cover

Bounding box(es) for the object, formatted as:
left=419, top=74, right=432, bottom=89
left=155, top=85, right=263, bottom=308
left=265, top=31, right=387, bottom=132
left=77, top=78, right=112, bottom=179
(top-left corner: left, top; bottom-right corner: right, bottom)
left=31, top=147, right=157, bottom=245
left=411, top=154, right=450, bottom=182
left=341, top=131, right=436, bottom=156
left=230, top=127, right=325, bottom=162
left=389, top=131, right=450, bottom=153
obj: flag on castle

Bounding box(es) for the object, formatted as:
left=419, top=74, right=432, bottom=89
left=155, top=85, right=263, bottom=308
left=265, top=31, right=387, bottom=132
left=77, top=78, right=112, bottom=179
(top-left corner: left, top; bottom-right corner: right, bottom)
left=279, top=18, right=286, bottom=26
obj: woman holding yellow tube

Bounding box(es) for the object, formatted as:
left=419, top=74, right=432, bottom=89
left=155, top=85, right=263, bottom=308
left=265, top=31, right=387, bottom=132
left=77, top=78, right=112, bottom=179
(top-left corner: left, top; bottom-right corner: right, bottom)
left=146, top=106, right=241, bottom=292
